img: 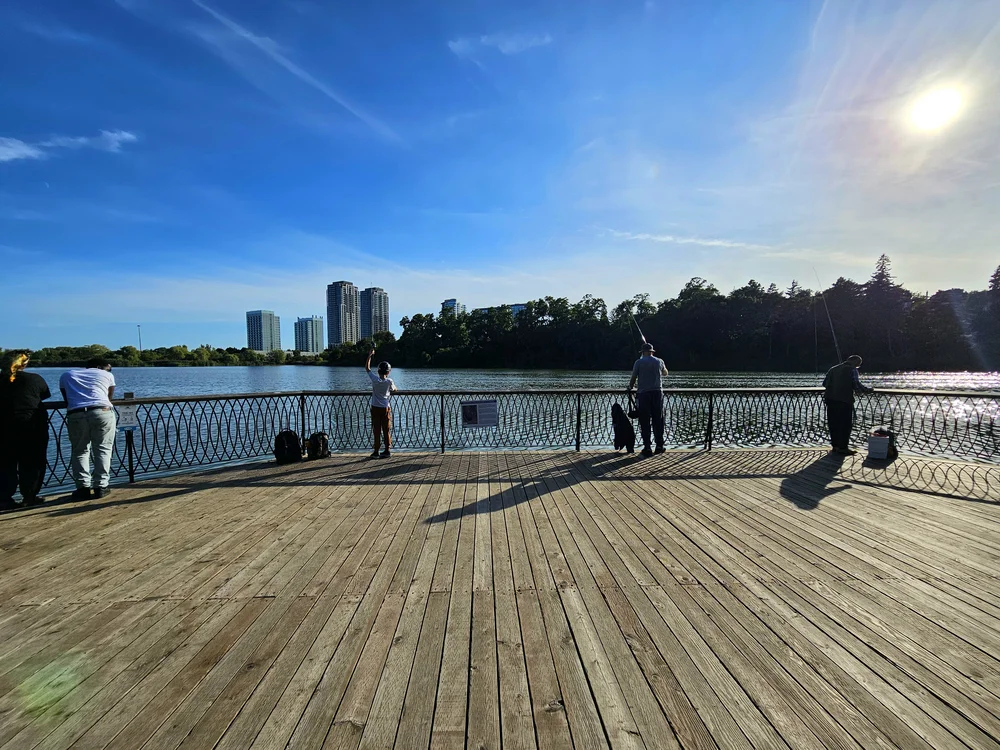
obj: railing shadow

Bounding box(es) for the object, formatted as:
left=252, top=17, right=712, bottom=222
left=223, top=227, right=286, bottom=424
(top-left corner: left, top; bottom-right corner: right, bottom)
left=28, top=448, right=998, bottom=520
left=574, top=449, right=1000, bottom=504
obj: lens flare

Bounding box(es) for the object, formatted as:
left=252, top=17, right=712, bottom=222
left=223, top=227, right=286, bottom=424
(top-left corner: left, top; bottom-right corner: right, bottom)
left=909, top=87, right=963, bottom=132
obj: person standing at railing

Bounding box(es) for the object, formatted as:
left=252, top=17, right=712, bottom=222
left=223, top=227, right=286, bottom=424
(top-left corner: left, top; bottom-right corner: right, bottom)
left=823, top=354, right=874, bottom=456
left=0, top=352, right=51, bottom=509
left=366, top=349, right=397, bottom=458
left=628, top=342, right=669, bottom=457
left=59, top=358, right=117, bottom=499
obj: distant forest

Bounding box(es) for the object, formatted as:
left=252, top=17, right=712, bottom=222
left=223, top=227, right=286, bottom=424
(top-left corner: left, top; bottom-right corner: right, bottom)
left=13, top=257, right=1000, bottom=373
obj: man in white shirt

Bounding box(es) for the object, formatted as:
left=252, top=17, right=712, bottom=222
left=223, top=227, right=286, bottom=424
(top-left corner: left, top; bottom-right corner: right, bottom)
left=59, top=358, right=117, bottom=499
left=365, top=348, right=397, bottom=458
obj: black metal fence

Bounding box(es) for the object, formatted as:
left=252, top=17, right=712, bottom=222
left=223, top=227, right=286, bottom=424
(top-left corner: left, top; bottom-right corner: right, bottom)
left=38, top=388, right=999, bottom=490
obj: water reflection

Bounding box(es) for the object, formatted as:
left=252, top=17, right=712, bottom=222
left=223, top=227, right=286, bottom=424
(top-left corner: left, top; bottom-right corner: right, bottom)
left=30, top=366, right=1000, bottom=400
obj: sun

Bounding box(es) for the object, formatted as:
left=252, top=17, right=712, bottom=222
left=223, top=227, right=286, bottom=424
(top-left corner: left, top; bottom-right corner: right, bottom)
left=909, top=87, right=964, bottom=132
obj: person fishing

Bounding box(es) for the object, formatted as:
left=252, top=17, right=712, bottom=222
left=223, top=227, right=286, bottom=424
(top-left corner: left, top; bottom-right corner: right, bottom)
left=365, top=348, right=397, bottom=458
left=627, top=342, right=668, bottom=457
left=0, top=351, right=51, bottom=508
left=822, top=354, right=874, bottom=455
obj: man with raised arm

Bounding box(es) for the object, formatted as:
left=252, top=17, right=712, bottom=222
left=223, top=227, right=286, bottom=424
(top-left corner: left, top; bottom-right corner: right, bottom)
left=823, top=354, right=875, bottom=455
left=365, top=348, right=397, bottom=458
left=628, top=342, right=668, bottom=457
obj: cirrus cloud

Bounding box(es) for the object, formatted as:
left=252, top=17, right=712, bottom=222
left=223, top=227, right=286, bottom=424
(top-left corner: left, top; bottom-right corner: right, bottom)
left=0, top=130, right=138, bottom=163
left=448, top=32, right=552, bottom=59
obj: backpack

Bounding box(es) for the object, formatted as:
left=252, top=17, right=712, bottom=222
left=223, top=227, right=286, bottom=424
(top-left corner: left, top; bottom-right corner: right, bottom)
left=307, top=432, right=331, bottom=459
left=274, top=430, right=302, bottom=464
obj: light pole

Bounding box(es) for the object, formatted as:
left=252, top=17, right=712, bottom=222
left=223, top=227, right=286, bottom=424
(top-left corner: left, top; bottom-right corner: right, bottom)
left=137, top=324, right=143, bottom=353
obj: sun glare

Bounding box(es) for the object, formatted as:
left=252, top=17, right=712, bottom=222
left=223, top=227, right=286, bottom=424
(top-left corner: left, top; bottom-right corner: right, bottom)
left=909, top=86, right=964, bottom=132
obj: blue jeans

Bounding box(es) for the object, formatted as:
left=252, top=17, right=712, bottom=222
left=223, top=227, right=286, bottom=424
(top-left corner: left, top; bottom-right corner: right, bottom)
left=67, top=408, right=117, bottom=489
left=636, top=391, right=664, bottom=450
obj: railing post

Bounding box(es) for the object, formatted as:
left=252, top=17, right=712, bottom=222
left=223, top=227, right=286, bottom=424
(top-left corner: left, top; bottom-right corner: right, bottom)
left=299, top=394, right=307, bottom=446
left=440, top=395, right=446, bottom=453
left=125, top=429, right=136, bottom=483
left=575, top=393, right=582, bottom=451
left=705, top=393, right=714, bottom=451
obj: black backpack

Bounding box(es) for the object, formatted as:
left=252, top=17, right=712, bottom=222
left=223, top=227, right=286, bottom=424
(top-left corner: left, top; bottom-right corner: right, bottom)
left=307, top=432, right=331, bottom=459
left=274, top=430, right=302, bottom=464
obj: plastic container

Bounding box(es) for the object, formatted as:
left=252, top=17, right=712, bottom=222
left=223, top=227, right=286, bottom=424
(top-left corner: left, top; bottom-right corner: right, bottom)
left=867, top=435, right=890, bottom=460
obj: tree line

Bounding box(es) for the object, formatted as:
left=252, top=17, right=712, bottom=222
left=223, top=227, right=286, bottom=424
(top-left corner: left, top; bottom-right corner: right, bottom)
left=10, top=257, right=1000, bottom=373
left=13, top=344, right=324, bottom=368
left=379, top=256, right=1000, bottom=372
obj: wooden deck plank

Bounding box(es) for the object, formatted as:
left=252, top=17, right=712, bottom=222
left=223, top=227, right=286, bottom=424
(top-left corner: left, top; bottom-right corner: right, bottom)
left=430, top=452, right=477, bottom=750
left=0, top=449, right=997, bottom=750
left=641, top=478, right=997, bottom=750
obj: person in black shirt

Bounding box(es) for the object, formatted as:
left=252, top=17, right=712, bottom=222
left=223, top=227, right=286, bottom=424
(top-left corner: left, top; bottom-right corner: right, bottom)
left=0, top=352, right=51, bottom=508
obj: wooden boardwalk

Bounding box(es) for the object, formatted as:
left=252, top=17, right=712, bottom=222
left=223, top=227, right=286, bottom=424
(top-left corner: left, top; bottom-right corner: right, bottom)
left=0, top=449, right=998, bottom=750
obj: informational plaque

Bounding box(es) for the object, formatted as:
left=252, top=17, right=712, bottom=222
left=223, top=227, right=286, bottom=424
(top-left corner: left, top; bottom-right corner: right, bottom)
left=460, top=400, right=498, bottom=429
left=117, top=405, right=139, bottom=431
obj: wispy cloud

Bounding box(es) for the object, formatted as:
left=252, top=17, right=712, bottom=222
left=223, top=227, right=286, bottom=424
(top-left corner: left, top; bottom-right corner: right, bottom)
left=449, top=32, right=552, bottom=58
left=19, top=22, right=105, bottom=47
left=188, top=0, right=400, bottom=143
left=0, top=131, right=137, bottom=164
left=0, top=138, right=45, bottom=163
left=40, top=130, right=138, bottom=153
left=605, top=229, right=776, bottom=252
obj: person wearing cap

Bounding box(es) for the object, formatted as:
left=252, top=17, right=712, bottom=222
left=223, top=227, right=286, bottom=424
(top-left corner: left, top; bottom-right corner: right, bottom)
left=822, top=354, right=874, bottom=455
left=365, top=348, right=397, bottom=458
left=59, top=357, right=117, bottom=499
left=628, top=342, right=668, bottom=457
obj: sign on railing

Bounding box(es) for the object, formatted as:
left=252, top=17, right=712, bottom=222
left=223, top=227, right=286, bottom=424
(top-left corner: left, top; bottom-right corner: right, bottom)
left=35, top=387, right=999, bottom=491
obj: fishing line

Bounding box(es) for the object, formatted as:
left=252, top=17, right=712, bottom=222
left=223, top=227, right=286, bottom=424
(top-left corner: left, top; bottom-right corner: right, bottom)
left=813, top=268, right=843, bottom=362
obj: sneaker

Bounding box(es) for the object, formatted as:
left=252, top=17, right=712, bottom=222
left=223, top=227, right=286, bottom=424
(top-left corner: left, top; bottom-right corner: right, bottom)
left=379, top=450, right=391, bottom=458
left=70, top=488, right=92, bottom=500
left=23, top=495, right=45, bottom=506
left=0, top=497, right=16, bottom=510
left=93, top=488, right=111, bottom=499
left=369, top=451, right=380, bottom=459
left=653, top=446, right=666, bottom=454
left=640, top=447, right=653, bottom=458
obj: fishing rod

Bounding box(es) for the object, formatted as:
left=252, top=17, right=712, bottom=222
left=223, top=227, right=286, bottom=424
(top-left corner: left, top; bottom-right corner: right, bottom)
left=813, top=268, right=843, bottom=363
left=629, top=310, right=648, bottom=347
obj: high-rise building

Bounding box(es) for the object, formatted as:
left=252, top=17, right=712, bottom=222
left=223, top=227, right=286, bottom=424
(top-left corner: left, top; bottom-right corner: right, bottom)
left=326, top=281, right=359, bottom=346
left=441, top=298, right=466, bottom=316
left=360, top=287, right=390, bottom=339
left=294, top=316, right=324, bottom=354
left=246, top=310, right=281, bottom=352
left=470, top=303, right=526, bottom=317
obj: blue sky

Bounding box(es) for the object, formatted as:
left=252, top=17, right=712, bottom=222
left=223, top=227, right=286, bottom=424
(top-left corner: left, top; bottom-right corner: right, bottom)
left=2, top=0, right=998, bottom=349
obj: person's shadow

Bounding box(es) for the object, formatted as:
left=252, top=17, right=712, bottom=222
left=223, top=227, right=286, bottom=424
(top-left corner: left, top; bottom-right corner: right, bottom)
left=779, top=452, right=852, bottom=510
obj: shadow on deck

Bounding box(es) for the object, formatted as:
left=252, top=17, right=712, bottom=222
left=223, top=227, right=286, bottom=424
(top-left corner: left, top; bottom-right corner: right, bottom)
left=0, top=450, right=998, bottom=750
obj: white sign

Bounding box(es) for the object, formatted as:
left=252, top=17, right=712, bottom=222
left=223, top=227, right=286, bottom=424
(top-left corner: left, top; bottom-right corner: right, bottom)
left=460, top=400, right=498, bottom=429
left=117, top=405, right=139, bottom=431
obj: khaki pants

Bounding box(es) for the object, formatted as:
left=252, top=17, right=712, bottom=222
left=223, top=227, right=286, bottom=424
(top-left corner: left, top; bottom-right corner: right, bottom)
left=67, top=407, right=117, bottom=489
left=371, top=407, right=392, bottom=452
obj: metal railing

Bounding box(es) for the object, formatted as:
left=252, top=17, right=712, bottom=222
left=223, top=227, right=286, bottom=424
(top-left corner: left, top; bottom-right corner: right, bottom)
left=37, top=387, right=999, bottom=490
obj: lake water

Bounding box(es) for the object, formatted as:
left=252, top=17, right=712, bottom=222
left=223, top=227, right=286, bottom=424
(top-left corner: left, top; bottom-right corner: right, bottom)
left=31, top=366, right=1000, bottom=399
